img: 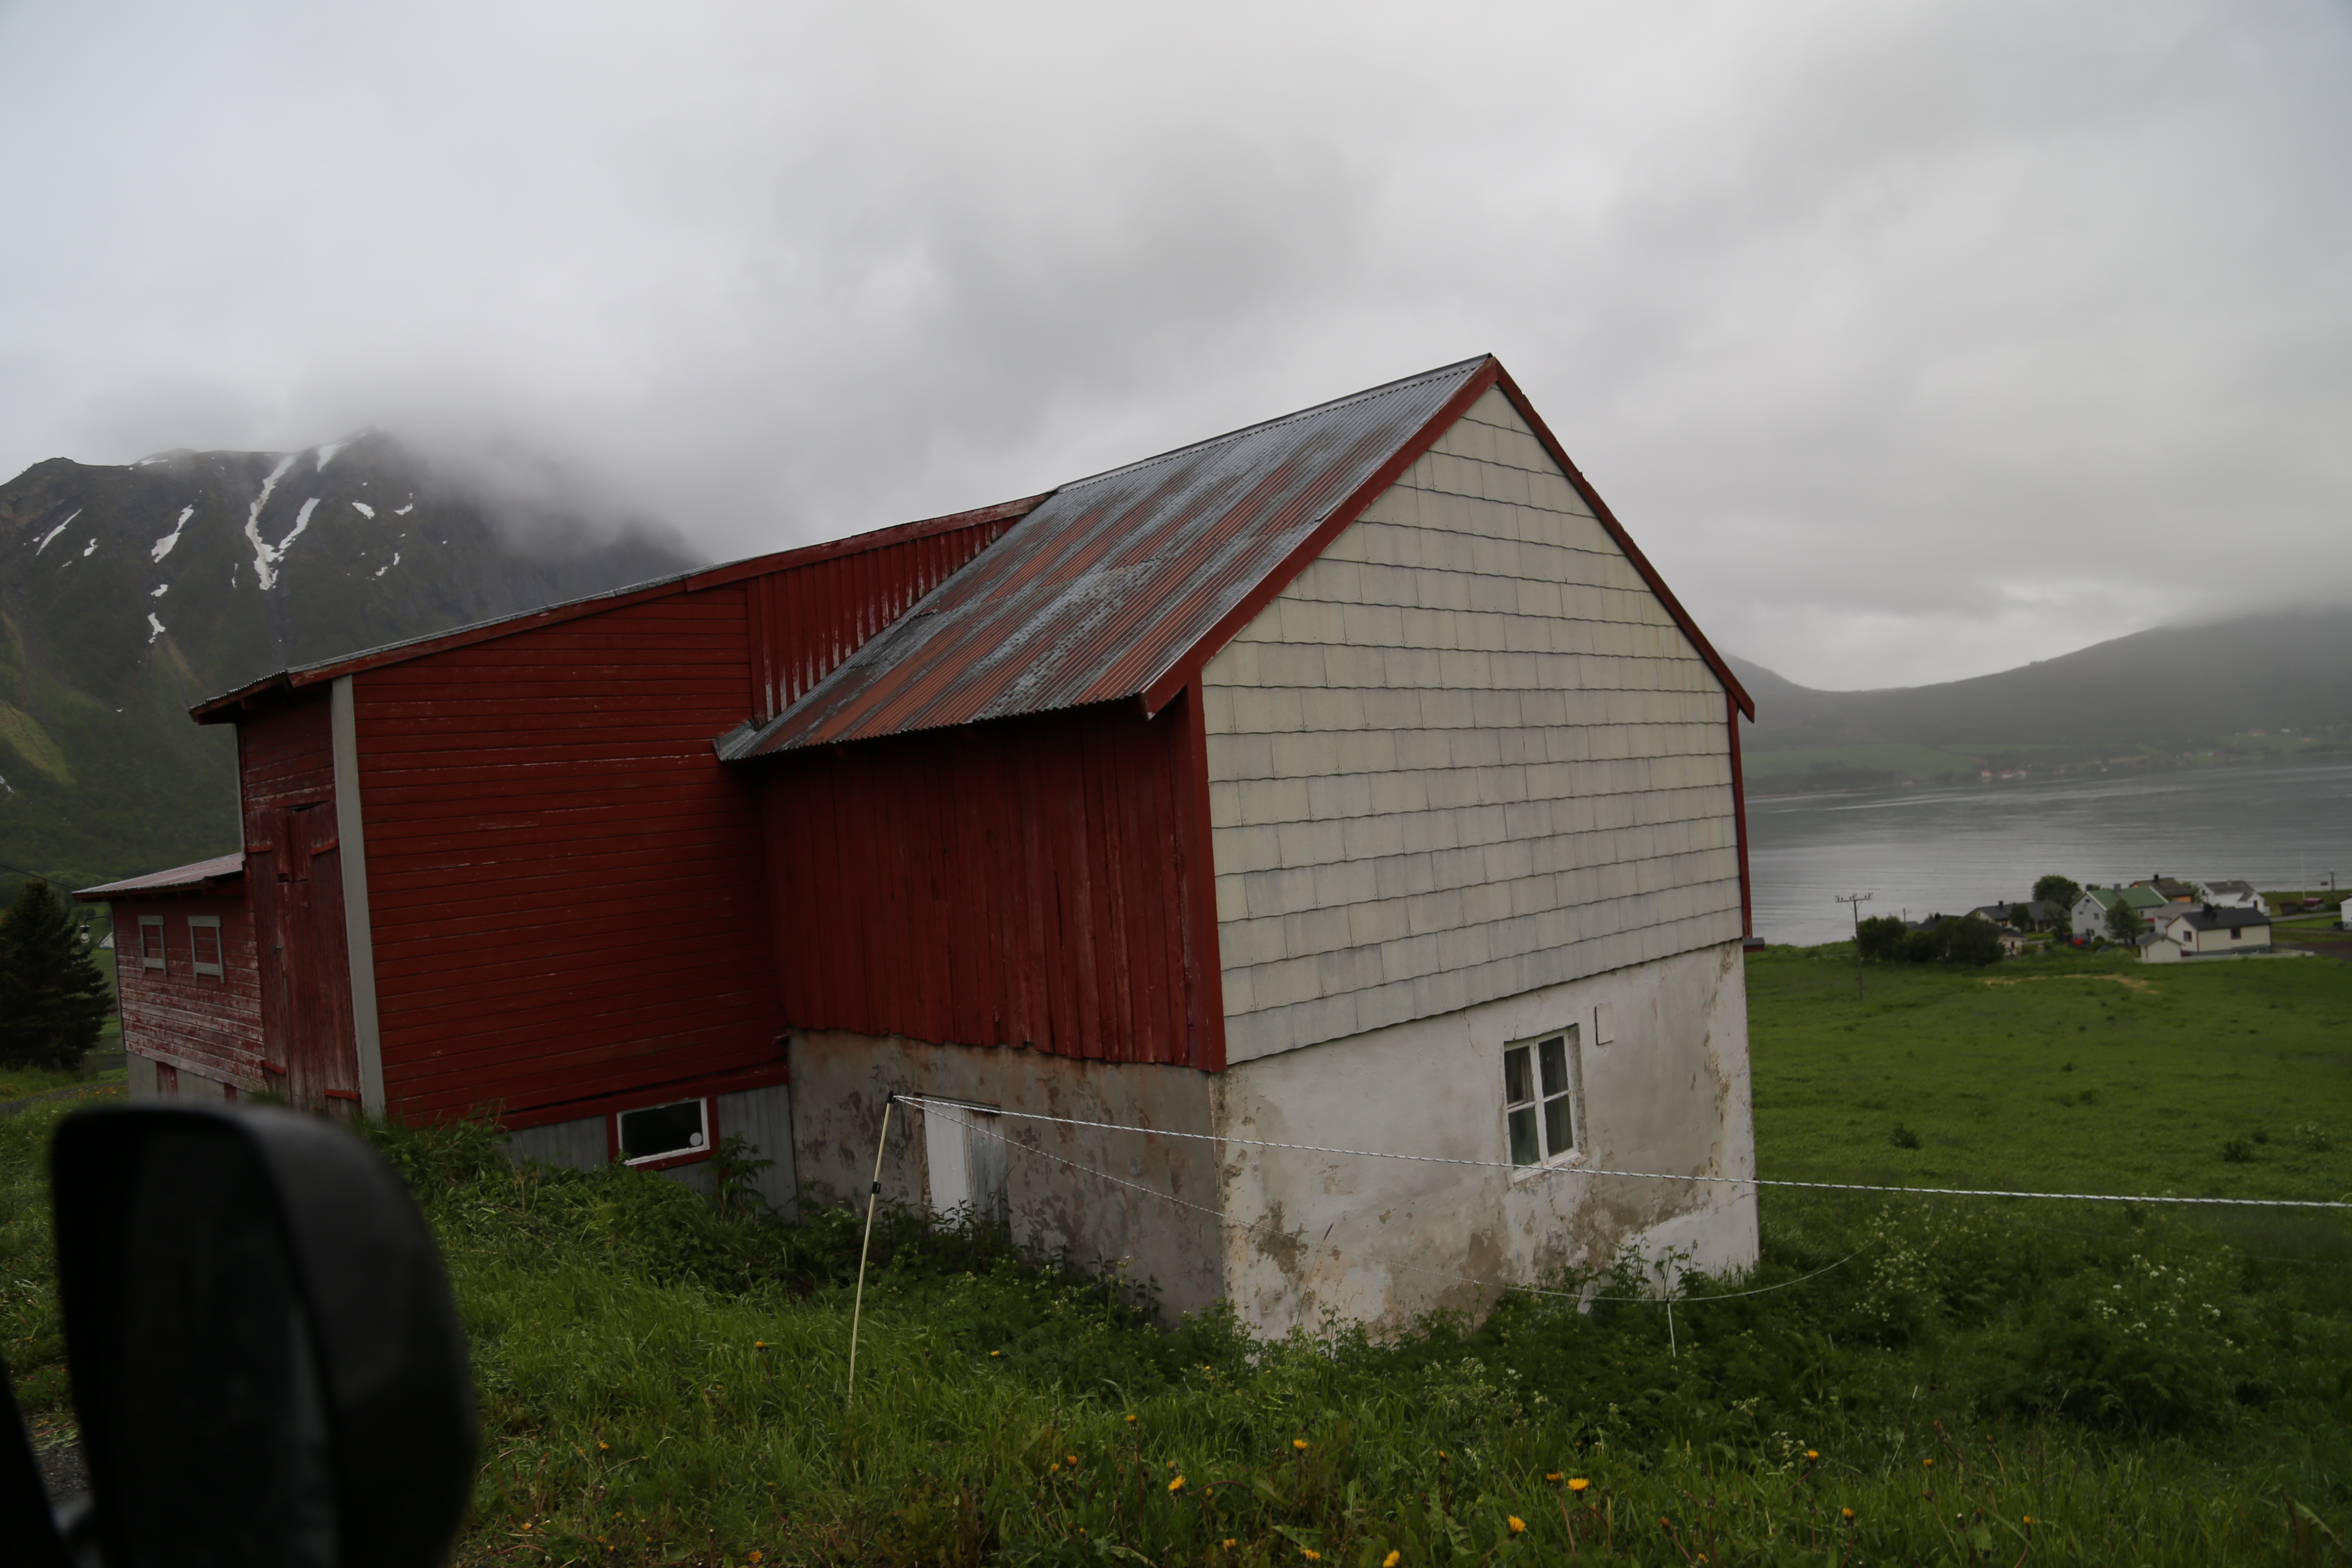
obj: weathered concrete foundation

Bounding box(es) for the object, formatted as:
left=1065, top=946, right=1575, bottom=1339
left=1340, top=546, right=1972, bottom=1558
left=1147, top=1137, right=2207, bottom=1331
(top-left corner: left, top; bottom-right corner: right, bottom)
left=787, top=1030, right=1226, bottom=1318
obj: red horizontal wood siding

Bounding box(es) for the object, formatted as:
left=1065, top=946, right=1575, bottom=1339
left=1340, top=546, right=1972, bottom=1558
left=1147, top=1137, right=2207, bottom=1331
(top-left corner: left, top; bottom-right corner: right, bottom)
left=759, top=691, right=1220, bottom=1069
left=342, top=519, right=1000, bottom=1126
left=354, top=586, right=783, bottom=1121
left=113, top=895, right=264, bottom=1089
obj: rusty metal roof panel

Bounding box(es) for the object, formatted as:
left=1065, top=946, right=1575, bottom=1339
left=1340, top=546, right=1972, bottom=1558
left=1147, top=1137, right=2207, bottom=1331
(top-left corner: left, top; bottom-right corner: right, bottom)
left=74, top=851, right=246, bottom=900
left=736, top=356, right=1492, bottom=756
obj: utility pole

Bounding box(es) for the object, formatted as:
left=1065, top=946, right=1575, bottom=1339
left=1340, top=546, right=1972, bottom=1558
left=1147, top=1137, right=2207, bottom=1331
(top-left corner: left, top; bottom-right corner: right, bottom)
left=1836, top=892, right=1874, bottom=1001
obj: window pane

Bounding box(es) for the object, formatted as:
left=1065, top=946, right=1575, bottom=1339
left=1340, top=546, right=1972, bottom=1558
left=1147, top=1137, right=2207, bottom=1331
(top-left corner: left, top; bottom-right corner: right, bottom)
left=1508, top=1105, right=1540, bottom=1166
left=1544, top=1093, right=1574, bottom=1157
left=1539, top=1036, right=1568, bottom=1096
left=619, top=1099, right=707, bottom=1162
left=1503, top=1046, right=1532, bottom=1106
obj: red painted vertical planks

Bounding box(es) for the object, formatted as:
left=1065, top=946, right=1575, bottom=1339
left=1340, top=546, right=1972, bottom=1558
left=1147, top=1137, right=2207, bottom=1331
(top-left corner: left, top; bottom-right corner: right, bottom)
left=754, top=698, right=1215, bottom=1068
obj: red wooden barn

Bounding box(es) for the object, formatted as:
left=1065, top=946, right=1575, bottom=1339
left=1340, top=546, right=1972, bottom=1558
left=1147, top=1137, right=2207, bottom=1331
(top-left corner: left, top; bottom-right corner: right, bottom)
left=85, top=357, right=1761, bottom=1331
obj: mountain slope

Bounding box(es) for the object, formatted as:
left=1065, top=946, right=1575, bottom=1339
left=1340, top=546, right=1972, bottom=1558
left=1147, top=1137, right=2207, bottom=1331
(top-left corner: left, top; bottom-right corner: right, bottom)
left=1731, top=609, right=2352, bottom=787
left=0, top=435, right=702, bottom=888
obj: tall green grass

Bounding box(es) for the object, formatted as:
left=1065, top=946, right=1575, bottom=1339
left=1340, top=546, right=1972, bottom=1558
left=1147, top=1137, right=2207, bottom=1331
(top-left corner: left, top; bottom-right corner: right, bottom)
left=6, top=942, right=2352, bottom=1565
left=360, top=1118, right=2350, bottom=1565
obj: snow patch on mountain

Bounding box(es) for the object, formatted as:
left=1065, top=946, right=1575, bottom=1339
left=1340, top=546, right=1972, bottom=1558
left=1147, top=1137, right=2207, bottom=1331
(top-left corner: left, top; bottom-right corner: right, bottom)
left=315, top=442, right=349, bottom=470
left=373, top=550, right=401, bottom=578
left=146, top=613, right=166, bottom=644
left=350, top=501, right=376, bottom=519
left=152, top=505, right=196, bottom=562
left=34, top=511, right=81, bottom=553
left=394, top=500, right=414, bottom=516
left=240, top=454, right=300, bottom=589
left=150, top=585, right=168, bottom=598
left=80, top=539, right=96, bottom=557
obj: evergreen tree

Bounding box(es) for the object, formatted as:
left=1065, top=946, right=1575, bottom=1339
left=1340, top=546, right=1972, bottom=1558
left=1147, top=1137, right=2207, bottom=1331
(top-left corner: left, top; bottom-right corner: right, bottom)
left=0, top=881, right=111, bottom=1071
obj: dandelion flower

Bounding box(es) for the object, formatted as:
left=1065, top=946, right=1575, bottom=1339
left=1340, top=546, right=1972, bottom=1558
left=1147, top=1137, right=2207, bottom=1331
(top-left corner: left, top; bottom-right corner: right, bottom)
left=1841, top=1508, right=1855, bottom=1521
left=1805, top=1450, right=1819, bottom=1461
left=1921, top=1458, right=1933, bottom=1467
left=1067, top=1455, right=1079, bottom=1467
left=597, top=1441, right=609, bottom=1451
left=1126, top=1414, right=1139, bottom=1424
left=1048, top=1463, right=1061, bottom=1474
left=1293, top=1438, right=1310, bottom=1451
left=754, top=1341, right=768, bottom=1350
left=749, top=1556, right=763, bottom=1565
left=1384, top=1554, right=1402, bottom=1568
left=990, top=1351, right=1001, bottom=1358
left=2023, top=1515, right=2035, bottom=1526
left=1222, top=1540, right=1237, bottom=1551
left=1508, top=1516, right=1527, bottom=1534
left=1301, top=1551, right=1322, bottom=1562
left=1546, top=1472, right=1562, bottom=1482
left=1568, top=1478, right=1590, bottom=1493
left=1170, top=1476, right=1187, bottom=1493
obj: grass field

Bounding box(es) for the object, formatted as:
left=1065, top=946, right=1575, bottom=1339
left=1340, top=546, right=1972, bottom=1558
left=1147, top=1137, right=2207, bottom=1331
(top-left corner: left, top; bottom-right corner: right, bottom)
left=4, top=948, right=2350, bottom=1565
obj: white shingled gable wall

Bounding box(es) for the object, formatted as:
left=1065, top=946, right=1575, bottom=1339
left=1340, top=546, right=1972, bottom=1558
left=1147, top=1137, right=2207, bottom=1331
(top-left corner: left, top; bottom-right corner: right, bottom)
left=1200, top=385, right=1744, bottom=1065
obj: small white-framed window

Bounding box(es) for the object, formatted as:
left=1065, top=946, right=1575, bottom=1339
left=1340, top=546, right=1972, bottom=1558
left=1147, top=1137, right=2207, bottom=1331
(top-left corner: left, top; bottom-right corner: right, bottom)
left=188, top=915, right=225, bottom=977
left=1503, top=1027, right=1582, bottom=1167
left=615, top=1097, right=712, bottom=1166
left=138, top=916, right=166, bottom=971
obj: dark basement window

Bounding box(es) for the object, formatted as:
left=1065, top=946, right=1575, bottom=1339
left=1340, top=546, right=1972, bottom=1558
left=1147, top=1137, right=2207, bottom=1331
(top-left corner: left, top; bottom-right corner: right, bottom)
left=616, top=1098, right=711, bottom=1166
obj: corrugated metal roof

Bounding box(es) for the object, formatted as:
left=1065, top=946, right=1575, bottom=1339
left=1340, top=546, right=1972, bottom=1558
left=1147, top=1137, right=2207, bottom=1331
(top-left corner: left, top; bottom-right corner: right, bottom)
left=74, top=851, right=245, bottom=900
left=732, top=357, right=1495, bottom=757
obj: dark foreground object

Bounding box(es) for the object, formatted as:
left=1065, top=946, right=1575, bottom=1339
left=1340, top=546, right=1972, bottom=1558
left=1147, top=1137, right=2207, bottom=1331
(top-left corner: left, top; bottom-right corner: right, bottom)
left=0, top=1105, right=477, bottom=1567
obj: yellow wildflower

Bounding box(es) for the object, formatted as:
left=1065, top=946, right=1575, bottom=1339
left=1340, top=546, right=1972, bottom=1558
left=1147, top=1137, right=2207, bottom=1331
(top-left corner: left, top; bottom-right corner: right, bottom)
left=1384, top=1553, right=1402, bottom=1568
left=1067, top=1454, right=1079, bottom=1467
left=1126, top=1414, right=1139, bottom=1424
left=1804, top=1449, right=1819, bottom=1460
left=1508, top=1516, right=1526, bottom=1534
left=1546, top=1472, right=1562, bottom=1482
left=990, top=1351, right=1001, bottom=1358
left=1301, top=1552, right=1321, bottom=1563
left=1841, top=1508, right=1855, bottom=1521
left=1568, top=1478, right=1590, bottom=1493
left=1222, top=1541, right=1237, bottom=1551
left=1048, top=1463, right=1060, bottom=1474
left=1169, top=1476, right=1187, bottom=1494
left=1293, top=1438, right=1310, bottom=1451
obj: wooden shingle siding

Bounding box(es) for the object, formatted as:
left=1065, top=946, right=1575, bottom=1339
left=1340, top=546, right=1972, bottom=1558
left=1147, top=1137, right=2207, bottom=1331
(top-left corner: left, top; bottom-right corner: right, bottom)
left=760, top=693, right=1215, bottom=1068
left=1202, top=388, right=1743, bottom=1062
left=114, top=895, right=264, bottom=1088
left=355, top=587, right=787, bottom=1121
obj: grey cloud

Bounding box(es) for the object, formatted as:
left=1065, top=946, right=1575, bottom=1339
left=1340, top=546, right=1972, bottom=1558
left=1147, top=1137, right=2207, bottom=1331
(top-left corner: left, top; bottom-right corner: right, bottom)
left=0, top=0, right=2346, bottom=689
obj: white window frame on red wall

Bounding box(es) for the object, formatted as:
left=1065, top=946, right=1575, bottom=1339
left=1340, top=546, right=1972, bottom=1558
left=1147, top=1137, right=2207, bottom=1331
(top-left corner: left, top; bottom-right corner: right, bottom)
left=137, top=916, right=166, bottom=971
left=188, top=915, right=225, bottom=978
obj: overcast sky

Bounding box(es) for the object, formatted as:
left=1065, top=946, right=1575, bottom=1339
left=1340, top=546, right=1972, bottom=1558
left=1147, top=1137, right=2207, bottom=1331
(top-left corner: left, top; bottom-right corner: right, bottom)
left=3, top=1, right=2346, bottom=689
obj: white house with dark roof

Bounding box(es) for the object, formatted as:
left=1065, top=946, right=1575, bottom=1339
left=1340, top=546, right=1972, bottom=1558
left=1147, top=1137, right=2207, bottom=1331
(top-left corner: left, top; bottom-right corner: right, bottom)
left=2142, top=904, right=2274, bottom=962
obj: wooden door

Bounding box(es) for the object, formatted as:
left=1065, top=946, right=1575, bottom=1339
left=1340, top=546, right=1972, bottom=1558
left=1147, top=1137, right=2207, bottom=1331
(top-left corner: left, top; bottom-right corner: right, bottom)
left=254, top=799, right=362, bottom=1115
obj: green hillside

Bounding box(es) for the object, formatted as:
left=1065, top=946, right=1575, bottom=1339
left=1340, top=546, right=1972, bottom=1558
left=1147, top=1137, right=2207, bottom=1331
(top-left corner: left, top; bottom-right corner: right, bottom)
left=1732, top=610, right=2352, bottom=791
left=0, top=435, right=701, bottom=894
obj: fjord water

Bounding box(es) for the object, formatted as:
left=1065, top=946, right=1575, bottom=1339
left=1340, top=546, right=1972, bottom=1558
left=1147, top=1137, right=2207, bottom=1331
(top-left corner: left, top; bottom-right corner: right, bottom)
left=1747, top=758, right=2352, bottom=946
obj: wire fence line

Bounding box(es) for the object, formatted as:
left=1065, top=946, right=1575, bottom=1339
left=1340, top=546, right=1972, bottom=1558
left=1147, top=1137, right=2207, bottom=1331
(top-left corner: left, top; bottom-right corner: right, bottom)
left=903, top=1097, right=1869, bottom=1311
left=890, top=1094, right=2352, bottom=1212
